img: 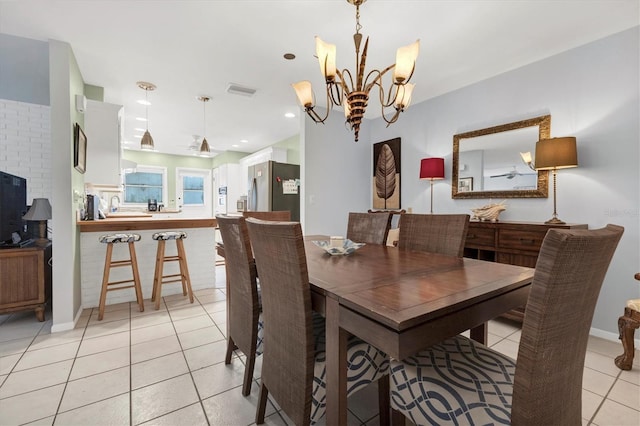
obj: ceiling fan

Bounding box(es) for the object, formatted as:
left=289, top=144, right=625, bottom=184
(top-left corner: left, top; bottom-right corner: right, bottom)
left=490, top=166, right=536, bottom=180
left=187, top=134, right=201, bottom=151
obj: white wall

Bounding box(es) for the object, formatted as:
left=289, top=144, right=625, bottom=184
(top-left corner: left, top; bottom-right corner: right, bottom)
left=302, top=27, right=640, bottom=339
left=302, top=109, right=372, bottom=237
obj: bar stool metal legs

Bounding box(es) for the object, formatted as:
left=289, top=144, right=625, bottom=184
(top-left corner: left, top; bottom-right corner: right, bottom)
left=98, top=233, right=144, bottom=321
left=151, top=231, right=194, bottom=310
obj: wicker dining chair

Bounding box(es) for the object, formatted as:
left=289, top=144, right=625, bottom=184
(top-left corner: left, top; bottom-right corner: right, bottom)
left=389, top=224, right=624, bottom=426
left=216, top=215, right=264, bottom=396
left=245, top=218, right=390, bottom=426
left=242, top=210, right=291, bottom=221
left=397, top=213, right=470, bottom=257
left=346, top=211, right=393, bottom=245
left=368, top=209, right=406, bottom=246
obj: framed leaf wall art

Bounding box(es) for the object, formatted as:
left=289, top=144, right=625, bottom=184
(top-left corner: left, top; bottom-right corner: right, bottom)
left=372, top=137, right=401, bottom=209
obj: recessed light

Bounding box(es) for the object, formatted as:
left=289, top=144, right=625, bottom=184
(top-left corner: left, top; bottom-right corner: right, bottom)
left=284, top=53, right=296, bottom=60
left=232, top=144, right=240, bottom=148
left=136, top=117, right=147, bottom=122
left=137, top=100, right=151, bottom=106
left=285, top=112, right=295, bottom=118
left=240, top=139, right=249, bottom=143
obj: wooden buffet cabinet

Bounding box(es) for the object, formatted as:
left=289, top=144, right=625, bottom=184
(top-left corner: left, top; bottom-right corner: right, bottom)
left=0, top=244, right=52, bottom=321
left=463, top=221, right=587, bottom=322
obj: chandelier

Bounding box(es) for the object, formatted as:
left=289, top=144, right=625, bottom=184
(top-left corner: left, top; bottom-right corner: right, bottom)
left=292, top=0, right=419, bottom=142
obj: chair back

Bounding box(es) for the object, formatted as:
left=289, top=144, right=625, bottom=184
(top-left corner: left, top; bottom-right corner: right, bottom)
left=512, top=224, right=623, bottom=425
left=242, top=210, right=291, bottom=221
left=246, top=218, right=314, bottom=426
left=398, top=213, right=470, bottom=257
left=216, top=215, right=260, bottom=360
left=346, top=211, right=393, bottom=245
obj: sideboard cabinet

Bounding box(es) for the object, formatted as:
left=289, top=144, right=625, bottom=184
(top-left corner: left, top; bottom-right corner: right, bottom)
left=464, top=221, right=587, bottom=322
left=0, top=244, right=52, bottom=321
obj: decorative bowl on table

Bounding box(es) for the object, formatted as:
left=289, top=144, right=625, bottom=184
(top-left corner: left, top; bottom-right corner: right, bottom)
left=312, top=239, right=365, bottom=256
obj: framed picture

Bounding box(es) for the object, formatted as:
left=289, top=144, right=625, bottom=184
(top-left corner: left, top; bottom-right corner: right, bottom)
left=458, top=177, right=473, bottom=192
left=372, top=137, right=401, bottom=209
left=74, top=123, right=87, bottom=174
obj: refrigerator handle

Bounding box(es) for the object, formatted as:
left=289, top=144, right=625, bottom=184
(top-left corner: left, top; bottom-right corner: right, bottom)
left=250, top=178, right=258, bottom=211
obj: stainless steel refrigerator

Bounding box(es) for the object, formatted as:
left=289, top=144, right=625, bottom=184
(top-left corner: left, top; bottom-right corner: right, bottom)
left=247, top=161, right=300, bottom=221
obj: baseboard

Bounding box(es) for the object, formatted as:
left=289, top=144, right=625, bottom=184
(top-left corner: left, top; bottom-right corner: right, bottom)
left=590, top=326, right=640, bottom=347
left=51, top=307, right=84, bottom=333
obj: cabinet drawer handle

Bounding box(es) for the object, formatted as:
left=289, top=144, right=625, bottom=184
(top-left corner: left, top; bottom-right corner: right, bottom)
left=519, top=238, right=535, bottom=244
left=468, top=234, right=477, bottom=239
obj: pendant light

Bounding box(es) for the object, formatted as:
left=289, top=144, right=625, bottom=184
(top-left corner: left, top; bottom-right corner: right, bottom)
left=197, top=95, right=211, bottom=156
left=137, top=81, right=156, bottom=151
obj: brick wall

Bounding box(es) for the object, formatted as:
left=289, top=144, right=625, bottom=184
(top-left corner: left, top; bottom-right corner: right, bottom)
left=0, top=99, right=53, bottom=239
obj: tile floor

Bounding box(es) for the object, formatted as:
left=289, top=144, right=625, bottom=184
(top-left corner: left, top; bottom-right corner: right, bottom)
left=0, top=267, right=638, bottom=425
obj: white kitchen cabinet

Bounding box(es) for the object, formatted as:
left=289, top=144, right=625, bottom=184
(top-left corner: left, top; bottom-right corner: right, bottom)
left=83, top=100, right=123, bottom=187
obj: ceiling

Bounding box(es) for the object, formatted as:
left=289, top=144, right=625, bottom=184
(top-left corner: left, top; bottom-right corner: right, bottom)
left=1, top=1, right=637, bottom=157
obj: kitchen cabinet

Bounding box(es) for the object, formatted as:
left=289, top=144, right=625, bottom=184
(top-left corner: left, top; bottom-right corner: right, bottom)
left=463, top=221, right=588, bottom=322
left=0, top=244, right=52, bottom=321
left=84, top=100, right=123, bottom=187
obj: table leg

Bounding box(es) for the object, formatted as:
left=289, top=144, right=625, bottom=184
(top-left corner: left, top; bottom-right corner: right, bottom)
left=325, top=296, right=348, bottom=425
left=470, top=322, right=488, bottom=344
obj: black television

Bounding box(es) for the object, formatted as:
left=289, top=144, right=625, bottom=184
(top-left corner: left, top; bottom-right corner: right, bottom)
left=0, top=171, right=27, bottom=245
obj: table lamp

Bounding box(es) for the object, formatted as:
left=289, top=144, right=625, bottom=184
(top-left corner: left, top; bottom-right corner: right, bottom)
left=23, top=198, right=52, bottom=246
left=534, top=137, right=578, bottom=224
left=419, top=158, right=445, bottom=214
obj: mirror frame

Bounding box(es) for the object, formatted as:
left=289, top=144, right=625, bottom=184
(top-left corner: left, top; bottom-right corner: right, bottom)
left=452, top=115, right=551, bottom=199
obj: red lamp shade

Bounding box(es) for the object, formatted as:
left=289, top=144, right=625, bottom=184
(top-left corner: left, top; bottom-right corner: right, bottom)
left=419, top=158, right=444, bottom=180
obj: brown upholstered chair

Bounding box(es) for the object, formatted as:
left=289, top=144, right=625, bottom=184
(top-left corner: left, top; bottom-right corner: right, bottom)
left=346, top=211, right=393, bottom=245
left=615, top=272, right=640, bottom=370
left=389, top=225, right=624, bottom=425
left=216, top=215, right=263, bottom=396
left=246, top=218, right=390, bottom=425
left=242, top=210, right=291, bottom=221
left=397, top=213, right=470, bottom=257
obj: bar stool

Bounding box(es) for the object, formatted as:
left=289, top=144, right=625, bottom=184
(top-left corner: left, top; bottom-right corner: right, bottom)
left=98, top=233, right=144, bottom=321
left=151, top=231, right=194, bottom=310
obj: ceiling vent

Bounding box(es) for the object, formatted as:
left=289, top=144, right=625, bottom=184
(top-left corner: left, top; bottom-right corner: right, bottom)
left=226, top=83, right=257, bottom=97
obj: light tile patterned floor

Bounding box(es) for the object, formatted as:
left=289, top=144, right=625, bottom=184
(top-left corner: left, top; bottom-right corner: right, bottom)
left=0, top=267, right=638, bottom=425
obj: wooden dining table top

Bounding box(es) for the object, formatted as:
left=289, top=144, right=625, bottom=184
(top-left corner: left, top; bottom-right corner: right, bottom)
left=304, top=236, right=534, bottom=350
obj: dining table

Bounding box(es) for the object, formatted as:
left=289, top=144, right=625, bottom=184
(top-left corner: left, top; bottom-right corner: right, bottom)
left=304, top=236, right=534, bottom=425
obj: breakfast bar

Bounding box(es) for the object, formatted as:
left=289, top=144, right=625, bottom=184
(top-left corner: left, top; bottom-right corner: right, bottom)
left=78, top=217, right=217, bottom=309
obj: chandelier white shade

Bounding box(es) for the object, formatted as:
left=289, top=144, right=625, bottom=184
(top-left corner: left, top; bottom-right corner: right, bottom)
left=292, top=0, right=419, bottom=142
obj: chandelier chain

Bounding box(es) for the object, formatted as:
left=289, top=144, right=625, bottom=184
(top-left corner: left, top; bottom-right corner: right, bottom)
left=355, top=4, right=361, bottom=34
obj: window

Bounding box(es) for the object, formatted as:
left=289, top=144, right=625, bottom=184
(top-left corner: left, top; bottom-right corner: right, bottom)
left=123, top=166, right=167, bottom=205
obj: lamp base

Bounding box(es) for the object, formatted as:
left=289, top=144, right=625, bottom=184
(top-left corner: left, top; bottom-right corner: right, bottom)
left=35, top=238, right=50, bottom=247
left=544, top=217, right=566, bottom=225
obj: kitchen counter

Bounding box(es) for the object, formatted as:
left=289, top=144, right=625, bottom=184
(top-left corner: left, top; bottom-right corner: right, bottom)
left=77, top=217, right=217, bottom=232
left=78, top=216, right=218, bottom=309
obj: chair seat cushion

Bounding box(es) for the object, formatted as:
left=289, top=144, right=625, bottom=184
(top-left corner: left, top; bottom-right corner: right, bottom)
left=626, top=298, right=640, bottom=311
left=256, top=313, right=265, bottom=356
left=310, top=312, right=389, bottom=424
left=99, top=233, right=141, bottom=244
left=390, top=335, right=516, bottom=426
left=152, top=231, right=187, bottom=240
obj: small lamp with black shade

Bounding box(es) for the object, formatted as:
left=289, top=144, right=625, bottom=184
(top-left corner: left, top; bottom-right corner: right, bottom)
left=534, top=137, right=578, bottom=224
left=22, top=198, right=52, bottom=247
left=419, top=157, right=445, bottom=214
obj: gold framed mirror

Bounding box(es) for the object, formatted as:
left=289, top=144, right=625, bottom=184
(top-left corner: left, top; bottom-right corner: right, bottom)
left=452, top=115, right=550, bottom=199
